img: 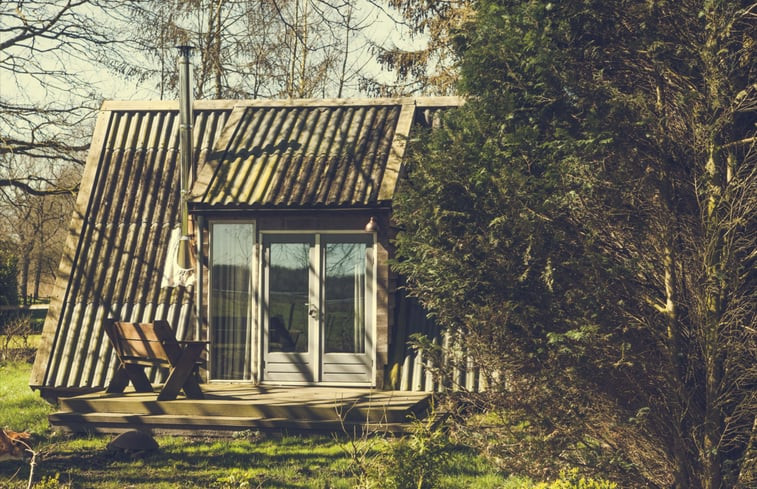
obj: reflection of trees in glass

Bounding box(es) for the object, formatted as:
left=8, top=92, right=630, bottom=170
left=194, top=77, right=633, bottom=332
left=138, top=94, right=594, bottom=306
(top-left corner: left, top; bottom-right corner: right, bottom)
left=324, top=242, right=365, bottom=353
left=264, top=238, right=369, bottom=354
left=270, top=242, right=309, bottom=271
left=212, top=224, right=254, bottom=266
left=269, top=242, right=310, bottom=353
left=211, top=264, right=250, bottom=293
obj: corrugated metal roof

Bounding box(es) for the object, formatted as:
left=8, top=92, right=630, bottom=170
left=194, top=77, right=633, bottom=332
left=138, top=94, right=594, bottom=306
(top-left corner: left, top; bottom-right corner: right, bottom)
left=31, top=103, right=232, bottom=390
left=190, top=98, right=439, bottom=208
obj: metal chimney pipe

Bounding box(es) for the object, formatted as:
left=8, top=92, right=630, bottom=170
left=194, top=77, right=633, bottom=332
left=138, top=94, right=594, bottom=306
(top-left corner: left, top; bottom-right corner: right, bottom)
left=176, top=45, right=194, bottom=270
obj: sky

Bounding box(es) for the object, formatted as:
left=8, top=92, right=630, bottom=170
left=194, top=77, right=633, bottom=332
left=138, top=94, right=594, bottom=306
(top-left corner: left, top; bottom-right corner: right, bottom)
left=1, top=0, right=425, bottom=107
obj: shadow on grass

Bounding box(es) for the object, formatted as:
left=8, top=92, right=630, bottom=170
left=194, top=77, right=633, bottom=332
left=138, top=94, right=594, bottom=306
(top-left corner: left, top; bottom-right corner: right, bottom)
left=1, top=435, right=358, bottom=489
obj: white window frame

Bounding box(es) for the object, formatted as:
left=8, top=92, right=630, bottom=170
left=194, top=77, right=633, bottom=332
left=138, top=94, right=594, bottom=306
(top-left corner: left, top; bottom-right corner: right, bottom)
left=258, top=230, right=377, bottom=386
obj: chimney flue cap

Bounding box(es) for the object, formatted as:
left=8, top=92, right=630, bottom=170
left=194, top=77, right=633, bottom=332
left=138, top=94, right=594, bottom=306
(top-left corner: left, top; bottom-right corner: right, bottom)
left=176, top=45, right=194, bottom=57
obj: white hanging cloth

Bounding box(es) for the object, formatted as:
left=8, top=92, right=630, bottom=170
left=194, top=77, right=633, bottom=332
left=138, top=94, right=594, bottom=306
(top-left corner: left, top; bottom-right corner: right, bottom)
left=161, top=226, right=196, bottom=288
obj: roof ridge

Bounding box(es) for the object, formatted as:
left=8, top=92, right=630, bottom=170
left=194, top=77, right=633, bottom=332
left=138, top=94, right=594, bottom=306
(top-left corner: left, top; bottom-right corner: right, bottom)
left=101, top=96, right=463, bottom=112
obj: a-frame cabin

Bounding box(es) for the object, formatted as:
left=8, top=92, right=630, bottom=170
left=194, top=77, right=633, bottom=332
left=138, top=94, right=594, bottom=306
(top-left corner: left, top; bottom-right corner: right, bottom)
left=30, top=96, right=480, bottom=434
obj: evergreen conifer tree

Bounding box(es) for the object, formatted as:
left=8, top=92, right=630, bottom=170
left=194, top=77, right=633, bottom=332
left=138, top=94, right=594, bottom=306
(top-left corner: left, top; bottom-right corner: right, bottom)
left=394, top=1, right=756, bottom=487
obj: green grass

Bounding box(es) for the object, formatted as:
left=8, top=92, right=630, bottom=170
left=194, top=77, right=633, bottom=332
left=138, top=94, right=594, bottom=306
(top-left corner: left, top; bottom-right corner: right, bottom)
left=0, top=361, right=521, bottom=489
left=0, top=361, right=53, bottom=434
left=11, top=435, right=359, bottom=488
left=0, top=334, right=41, bottom=350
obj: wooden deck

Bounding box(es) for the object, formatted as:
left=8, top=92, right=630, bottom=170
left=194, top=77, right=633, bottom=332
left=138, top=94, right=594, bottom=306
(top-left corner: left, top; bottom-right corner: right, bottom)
left=50, top=384, right=431, bottom=436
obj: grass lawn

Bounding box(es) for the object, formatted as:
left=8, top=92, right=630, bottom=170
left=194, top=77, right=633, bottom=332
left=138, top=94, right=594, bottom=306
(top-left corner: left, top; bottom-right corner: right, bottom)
left=0, top=362, right=52, bottom=435
left=0, top=334, right=41, bottom=350
left=0, top=361, right=526, bottom=489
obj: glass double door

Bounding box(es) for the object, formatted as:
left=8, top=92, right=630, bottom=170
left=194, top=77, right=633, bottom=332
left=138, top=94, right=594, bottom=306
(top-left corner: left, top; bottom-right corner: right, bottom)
left=262, top=233, right=374, bottom=384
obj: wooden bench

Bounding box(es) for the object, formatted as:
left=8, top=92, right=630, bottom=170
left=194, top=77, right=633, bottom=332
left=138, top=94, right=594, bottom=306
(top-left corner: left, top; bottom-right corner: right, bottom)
left=104, top=320, right=206, bottom=401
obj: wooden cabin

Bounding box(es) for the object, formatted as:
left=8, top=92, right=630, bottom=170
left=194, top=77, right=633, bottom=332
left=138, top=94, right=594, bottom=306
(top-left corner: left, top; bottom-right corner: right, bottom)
left=30, top=97, right=469, bottom=434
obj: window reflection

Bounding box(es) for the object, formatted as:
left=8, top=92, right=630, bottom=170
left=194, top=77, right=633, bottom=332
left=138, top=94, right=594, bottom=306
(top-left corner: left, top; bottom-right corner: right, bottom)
left=268, top=242, right=310, bottom=353
left=324, top=242, right=367, bottom=354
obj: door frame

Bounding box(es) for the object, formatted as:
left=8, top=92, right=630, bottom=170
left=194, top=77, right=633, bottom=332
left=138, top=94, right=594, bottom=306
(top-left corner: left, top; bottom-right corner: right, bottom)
left=260, top=233, right=317, bottom=383
left=258, top=230, right=377, bottom=386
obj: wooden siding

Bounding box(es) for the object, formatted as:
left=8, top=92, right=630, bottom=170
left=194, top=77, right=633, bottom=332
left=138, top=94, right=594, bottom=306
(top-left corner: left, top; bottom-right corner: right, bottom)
left=386, top=287, right=484, bottom=393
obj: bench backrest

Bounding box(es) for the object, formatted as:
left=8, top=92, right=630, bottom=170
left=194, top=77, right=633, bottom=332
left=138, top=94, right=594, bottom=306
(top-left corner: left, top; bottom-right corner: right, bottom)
left=105, top=320, right=182, bottom=367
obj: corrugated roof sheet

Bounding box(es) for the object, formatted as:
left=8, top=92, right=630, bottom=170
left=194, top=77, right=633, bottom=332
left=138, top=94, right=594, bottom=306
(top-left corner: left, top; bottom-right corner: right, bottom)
left=190, top=99, right=429, bottom=208
left=31, top=103, right=232, bottom=390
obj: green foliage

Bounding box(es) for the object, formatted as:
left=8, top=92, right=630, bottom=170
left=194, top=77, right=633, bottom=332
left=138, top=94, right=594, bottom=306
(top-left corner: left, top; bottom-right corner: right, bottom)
left=0, top=245, right=18, bottom=310
left=380, top=417, right=451, bottom=489
left=533, top=469, right=617, bottom=489
left=28, top=473, right=71, bottom=489
left=213, top=468, right=263, bottom=489
left=344, top=412, right=515, bottom=489
left=394, top=0, right=756, bottom=487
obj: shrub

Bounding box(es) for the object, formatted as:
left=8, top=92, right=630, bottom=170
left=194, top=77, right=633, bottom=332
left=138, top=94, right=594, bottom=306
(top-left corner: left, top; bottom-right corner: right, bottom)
left=533, top=469, right=617, bottom=489
left=379, top=416, right=451, bottom=489
left=0, top=315, right=35, bottom=363
left=0, top=247, right=18, bottom=308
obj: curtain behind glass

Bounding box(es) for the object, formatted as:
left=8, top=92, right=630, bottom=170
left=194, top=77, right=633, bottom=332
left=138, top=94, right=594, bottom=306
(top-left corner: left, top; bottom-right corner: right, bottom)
left=210, top=223, right=254, bottom=380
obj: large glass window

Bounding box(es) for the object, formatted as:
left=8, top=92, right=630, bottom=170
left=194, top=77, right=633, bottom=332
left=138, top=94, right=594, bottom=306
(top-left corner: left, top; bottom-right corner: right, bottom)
left=268, top=241, right=310, bottom=353
left=323, top=241, right=367, bottom=354
left=210, top=223, right=254, bottom=380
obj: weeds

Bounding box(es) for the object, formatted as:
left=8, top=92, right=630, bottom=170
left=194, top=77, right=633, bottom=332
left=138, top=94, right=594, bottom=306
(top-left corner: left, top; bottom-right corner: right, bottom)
left=381, top=414, right=451, bottom=489
left=0, top=316, right=35, bottom=363
left=334, top=395, right=389, bottom=489
left=337, top=397, right=453, bottom=489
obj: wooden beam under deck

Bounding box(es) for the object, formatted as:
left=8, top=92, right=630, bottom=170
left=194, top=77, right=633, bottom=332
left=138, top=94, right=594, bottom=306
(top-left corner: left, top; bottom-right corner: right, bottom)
left=51, top=385, right=431, bottom=436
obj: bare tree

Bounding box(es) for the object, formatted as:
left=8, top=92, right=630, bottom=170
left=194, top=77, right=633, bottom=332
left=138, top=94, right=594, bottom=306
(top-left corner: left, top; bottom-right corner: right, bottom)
left=0, top=158, right=78, bottom=305
left=119, top=0, right=376, bottom=100
left=360, top=0, right=472, bottom=96
left=0, top=1, right=133, bottom=195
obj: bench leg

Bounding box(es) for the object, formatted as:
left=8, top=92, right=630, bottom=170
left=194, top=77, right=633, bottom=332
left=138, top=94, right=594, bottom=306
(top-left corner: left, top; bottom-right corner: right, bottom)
left=180, top=372, right=204, bottom=399
left=106, top=367, right=130, bottom=393
left=126, top=365, right=154, bottom=392
left=107, top=365, right=154, bottom=393
left=158, top=344, right=205, bottom=401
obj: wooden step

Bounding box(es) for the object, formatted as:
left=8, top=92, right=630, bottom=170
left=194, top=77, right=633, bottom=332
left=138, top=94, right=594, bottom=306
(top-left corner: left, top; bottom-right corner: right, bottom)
left=51, top=385, right=431, bottom=436
left=58, top=394, right=425, bottom=424
left=49, top=411, right=412, bottom=436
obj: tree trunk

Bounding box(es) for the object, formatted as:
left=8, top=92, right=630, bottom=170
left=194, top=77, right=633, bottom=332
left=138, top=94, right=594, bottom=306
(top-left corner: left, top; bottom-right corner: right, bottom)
left=658, top=193, right=692, bottom=488
left=213, top=0, right=223, bottom=98
left=33, top=248, right=42, bottom=300
left=19, top=251, right=30, bottom=306
left=700, top=142, right=727, bottom=489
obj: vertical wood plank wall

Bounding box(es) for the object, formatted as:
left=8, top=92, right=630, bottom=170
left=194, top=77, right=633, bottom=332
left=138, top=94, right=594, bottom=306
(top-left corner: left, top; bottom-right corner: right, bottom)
left=385, top=278, right=483, bottom=393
